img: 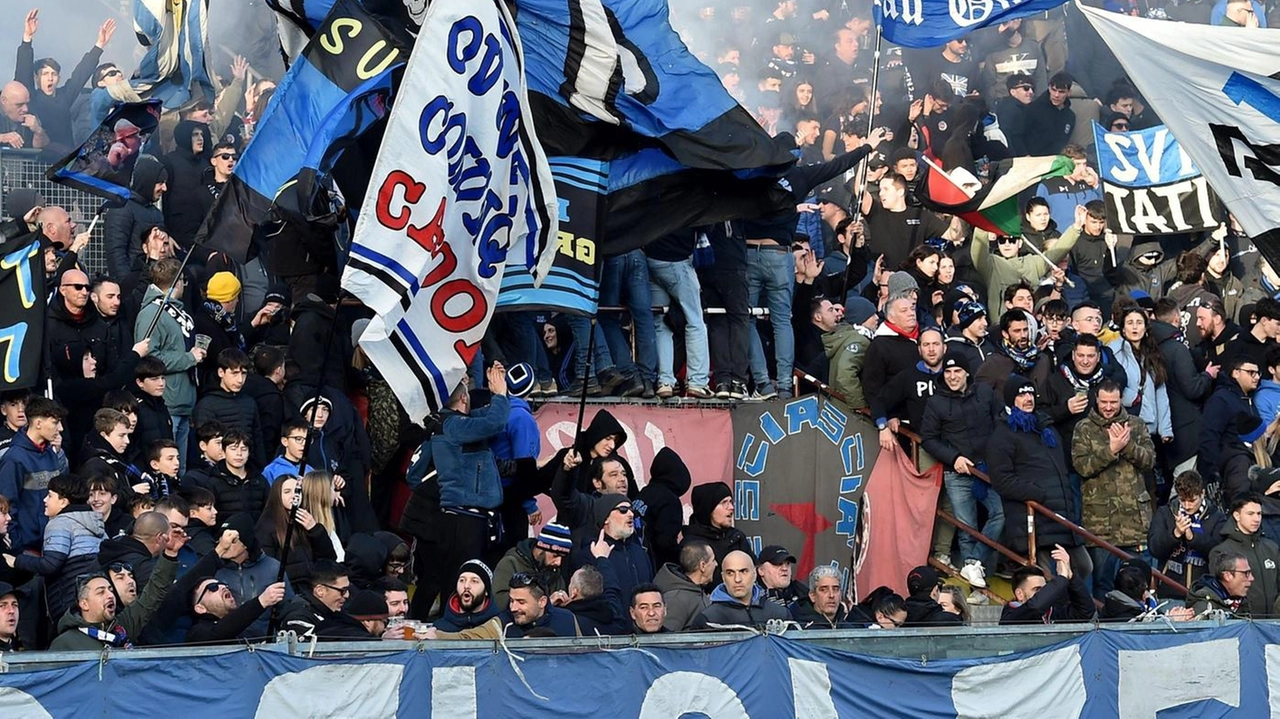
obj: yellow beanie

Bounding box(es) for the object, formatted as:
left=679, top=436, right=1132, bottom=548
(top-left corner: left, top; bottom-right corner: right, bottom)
left=206, top=272, right=242, bottom=303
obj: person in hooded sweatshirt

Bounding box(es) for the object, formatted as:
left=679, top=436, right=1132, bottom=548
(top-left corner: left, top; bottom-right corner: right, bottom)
left=161, top=120, right=212, bottom=245
left=682, top=482, right=754, bottom=588
left=104, top=154, right=168, bottom=281
left=53, top=340, right=145, bottom=464
left=539, top=408, right=633, bottom=500
left=135, top=258, right=205, bottom=470
left=4, top=474, right=105, bottom=623
left=901, top=565, right=962, bottom=627
left=1104, top=233, right=1213, bottom=301
left=638, top=447, right=692, bottom=569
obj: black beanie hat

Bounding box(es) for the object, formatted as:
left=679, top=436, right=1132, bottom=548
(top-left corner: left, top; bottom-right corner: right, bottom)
left=1004, top=375, right=1037, bottom=408
left=457, top=558, right=494, bottom=599
left=691, top=482, right=733, bottom=526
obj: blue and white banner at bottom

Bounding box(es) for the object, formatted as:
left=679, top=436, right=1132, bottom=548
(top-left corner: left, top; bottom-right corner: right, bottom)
left=2, top=623, right=1278, bottom=717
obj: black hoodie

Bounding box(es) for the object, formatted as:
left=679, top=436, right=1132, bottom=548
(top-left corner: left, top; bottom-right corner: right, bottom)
left=162, top=120, right=213, bottom=243
left=638, top=447, right=692, bottom=568
left=103, top=154, right=168, bottom=280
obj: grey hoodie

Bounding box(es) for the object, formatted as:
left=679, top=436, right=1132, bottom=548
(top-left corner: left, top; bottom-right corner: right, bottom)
left=654, top=562, right=710, bottom=631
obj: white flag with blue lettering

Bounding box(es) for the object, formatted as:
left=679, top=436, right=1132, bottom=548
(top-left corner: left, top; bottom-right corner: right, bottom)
left=341, top=0, right=558, bottom=424
left=1080, top=4, right=1280, bottom=263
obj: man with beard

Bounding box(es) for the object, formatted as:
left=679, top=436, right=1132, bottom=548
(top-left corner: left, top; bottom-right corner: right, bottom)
left=579, top=495, right=653, bottom=601
left=434, top=560, right=501, bottom=632
left=977, top=309, right=1051, bottom=398
left=550, top=450, right=634, bottom=543
left=682, top=483, right=753, bottom=587
left=430, top=573, right=582, bottom=639
left=492, top=522, right=572, bottom=609
left=1040, top=333, right=1108, bottom=446
left=186, top=575, right=285, bottom=644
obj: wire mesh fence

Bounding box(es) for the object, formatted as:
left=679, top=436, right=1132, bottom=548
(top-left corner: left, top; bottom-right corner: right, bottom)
left=0, top=148, right=109, bottom=276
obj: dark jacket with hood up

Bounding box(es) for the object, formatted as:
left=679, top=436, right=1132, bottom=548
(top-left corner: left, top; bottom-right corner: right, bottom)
left=104, top=154, right=167, bottom=281
left=1151, top=319, right=1215, bottom=464
left=637, top=447, right=692, bottom=569
left=682, top=483, right=755, bottom=588
left=162, top=120, right=212, bottom=243
left=288, top=295, right=352, bottom=393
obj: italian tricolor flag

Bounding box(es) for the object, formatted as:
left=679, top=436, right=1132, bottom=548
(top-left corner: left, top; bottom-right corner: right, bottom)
left=920, top=155, right=1075, bottom=236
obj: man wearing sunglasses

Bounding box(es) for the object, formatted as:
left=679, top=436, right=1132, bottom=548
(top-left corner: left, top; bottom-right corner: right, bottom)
left=186, top=575, right=285, bottom=644
left=279, top=560, right=384, bottom=640
left=199, top=142, right=237, bottom=219
left=45, top=267, right=112, bottom=385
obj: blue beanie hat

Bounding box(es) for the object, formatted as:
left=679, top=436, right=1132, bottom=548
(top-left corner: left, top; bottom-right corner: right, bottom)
left=506, top=362, right=535, bottom=398
left=535, top=522, right=573, bottom=554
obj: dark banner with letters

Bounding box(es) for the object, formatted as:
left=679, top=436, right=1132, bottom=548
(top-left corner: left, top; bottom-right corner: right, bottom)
left=730, top=397, right=880, bottom=584
left=0, top=228, right=45, bottom=390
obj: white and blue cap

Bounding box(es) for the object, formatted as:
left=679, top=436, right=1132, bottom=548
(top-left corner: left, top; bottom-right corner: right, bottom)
left=506, top=362, right=535, bottom=398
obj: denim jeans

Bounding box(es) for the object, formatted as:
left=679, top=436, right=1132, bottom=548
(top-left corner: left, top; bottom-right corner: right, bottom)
left=647, top=257, right=710, bottom=387
left=600, top=249, right=657, bottom=383
left=944, top=470, right=1005, bottom=565
left=171, top=413, right=191, bottom=475
left=567, top=315, right=612, bottom=380
left=746, top=247, right=795, bottom=391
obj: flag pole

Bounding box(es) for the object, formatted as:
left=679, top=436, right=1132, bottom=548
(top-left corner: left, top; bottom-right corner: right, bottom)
left=140, top=243, right=199, bottom=343
left=840, top=23, right=884, bottom=303
left=572, top=316, right=598, bottom=444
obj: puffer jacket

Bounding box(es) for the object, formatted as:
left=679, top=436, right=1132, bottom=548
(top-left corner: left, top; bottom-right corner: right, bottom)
left=0, top=431, right=62, bottom=551
left=822, top=322, right=873, bottom=408
left=690, top=584, right=791, bottom=629
left=191, top=461, right=268, bottom=519
left=1107, top=338, right=1173, bottom=438
left=1208, top=524, right=1280, bottom=619
left=103, top=155, right=167, bottom=280
left=1071, top=408, right=1155, bottom=547
left=12, top=505, right=105, bottom=621
left=192, top=389, right=264, bottom=464
left=920, top=379, right=1002, bottom=469
left=637, top=447, right=692, bottom=568
left=987, top=410, right=1079, bottom=553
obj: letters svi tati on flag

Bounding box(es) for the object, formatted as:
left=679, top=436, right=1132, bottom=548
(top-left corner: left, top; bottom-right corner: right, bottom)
left=1080, top=5, right=1280, bottom=267
left=341, top=0, right=558, bottom=424
left=1092, top=122, right=1218, bottom=236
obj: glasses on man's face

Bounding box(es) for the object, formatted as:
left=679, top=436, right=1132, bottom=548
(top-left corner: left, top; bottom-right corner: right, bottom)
left=1239, top=368, right=1261, bottom=377
left=510, top=572, right=546, bottom=592
left=286, top=435, right=308, bottom=442
left=197, top=581, right=227, bottom=602
left=1013, top=85, right=1033, bottom=92
left=1226, top=568, right=1255, bottom=577
left=319, top=583, right=351, bottom=596
left=107, top=562, right=133, bottom=575
left=613, top=506, right=635, bottom=515
left=61, top=283, right=90, bottom=291
left=214, top=153, right=237, bottom=161
left=102, top=69, right=122, bottom=79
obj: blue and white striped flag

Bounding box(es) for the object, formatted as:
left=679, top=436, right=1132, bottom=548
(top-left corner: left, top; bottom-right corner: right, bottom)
left=341, top=0, right=558, bottom=424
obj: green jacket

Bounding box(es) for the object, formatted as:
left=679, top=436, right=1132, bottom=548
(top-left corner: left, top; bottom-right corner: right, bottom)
left=1070, top=408, right=1155, bottom=548
left=48, top=553, right=178, bottom=651
left=134, top=285, right=198, bottom=415
left=491, top=539, right=567, bottom=610
left=822, top=323, right=874, bottom=409
left=971, top=225, right=1080, bottom=312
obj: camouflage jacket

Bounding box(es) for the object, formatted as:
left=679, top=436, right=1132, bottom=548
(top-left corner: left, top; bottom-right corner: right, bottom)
left=1070, top=408, right=1156, bottom=547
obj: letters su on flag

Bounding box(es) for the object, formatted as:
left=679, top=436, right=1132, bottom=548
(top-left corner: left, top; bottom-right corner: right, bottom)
left=876, top=0, right=1070, bottom=49
left=341, top=0, right=558, bottom=425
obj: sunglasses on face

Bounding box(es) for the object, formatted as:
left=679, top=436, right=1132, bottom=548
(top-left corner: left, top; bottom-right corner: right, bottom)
left=214, top=153, right=237, bottom=160
left=197, top=581, right=227, bottom=602
left=997, top=237, right=1020, bottom=245
left=510, top=572, right=546, bottom=592
left=319, top=583, right=351, bottom=596
left=102, top=69, right=122, bottom=79
left=613, top=506, right=635, bottom=515
left=107, top=562, right=133, bottom=575
left=61, top=283, right=90, bottom=291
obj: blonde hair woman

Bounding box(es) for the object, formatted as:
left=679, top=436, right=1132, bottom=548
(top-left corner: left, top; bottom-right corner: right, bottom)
left=302, top=470, right=345, bottom=562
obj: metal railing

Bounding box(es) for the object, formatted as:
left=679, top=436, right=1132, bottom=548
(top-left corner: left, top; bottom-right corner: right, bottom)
left=792, top=369, right=1190, bottom=599
left=0, top=148, right=109, bottom=275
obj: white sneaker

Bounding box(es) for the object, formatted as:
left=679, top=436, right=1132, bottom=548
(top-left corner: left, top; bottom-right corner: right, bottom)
left=966, top=591, right=989, bottom=605
left=959, top=559, right=988, bottom=588
left=932, top=553, right=954, bottom=568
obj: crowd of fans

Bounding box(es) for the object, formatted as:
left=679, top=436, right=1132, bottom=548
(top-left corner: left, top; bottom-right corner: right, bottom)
left=0, top=0, right=1277, bottom=652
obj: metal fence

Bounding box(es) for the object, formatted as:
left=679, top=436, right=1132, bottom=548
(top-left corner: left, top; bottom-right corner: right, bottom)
left=0, top=147, right=109, bottom=275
